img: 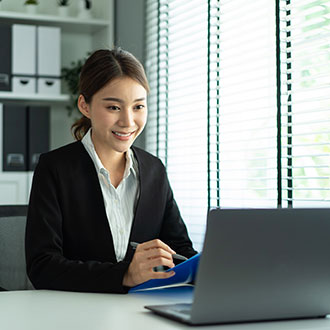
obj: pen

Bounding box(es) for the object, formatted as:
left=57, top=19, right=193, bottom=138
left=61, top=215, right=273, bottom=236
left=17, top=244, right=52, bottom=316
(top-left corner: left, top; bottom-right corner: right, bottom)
left=130, top=241, right=188, bottom=261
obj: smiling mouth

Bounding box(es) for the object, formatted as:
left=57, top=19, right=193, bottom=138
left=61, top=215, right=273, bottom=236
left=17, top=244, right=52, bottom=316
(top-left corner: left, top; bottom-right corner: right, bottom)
left=112, top=131, right=135, bottom=137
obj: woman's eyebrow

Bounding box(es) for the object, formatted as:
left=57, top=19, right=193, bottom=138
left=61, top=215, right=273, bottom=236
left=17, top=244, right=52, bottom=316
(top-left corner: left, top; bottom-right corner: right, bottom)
left=102, top=97, right=146, bottom=102
left=102, top=97, right=123, bottom=102
left=134, top=97, right=146, bottom=102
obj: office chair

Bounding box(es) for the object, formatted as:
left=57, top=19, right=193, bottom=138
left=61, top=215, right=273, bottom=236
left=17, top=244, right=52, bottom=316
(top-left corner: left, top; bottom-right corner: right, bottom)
left=0, top=205, right=34, bottom=291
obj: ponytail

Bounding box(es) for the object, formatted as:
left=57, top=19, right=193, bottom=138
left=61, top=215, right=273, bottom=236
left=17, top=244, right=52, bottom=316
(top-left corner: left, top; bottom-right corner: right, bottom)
left=71, top=116, right=91, bottom=141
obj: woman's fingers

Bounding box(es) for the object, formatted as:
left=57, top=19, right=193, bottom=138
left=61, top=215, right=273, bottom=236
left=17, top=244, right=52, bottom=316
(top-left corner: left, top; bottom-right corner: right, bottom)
left=137, top=239, right=176, bottom=255
left=123, top=239, right=177, bottom=287
left=135, top=249, right=175, bottom=270
left=150, top=270, right=176, bottom=279
left=144, top=255, right=175, bottom=270
left=138, top=245, right=174, bottom=262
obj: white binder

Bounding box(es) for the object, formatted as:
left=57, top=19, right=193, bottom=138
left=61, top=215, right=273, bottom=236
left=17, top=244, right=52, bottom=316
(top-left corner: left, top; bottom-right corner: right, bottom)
left=13, top=77, right=36, bottom=94
left=37, top=78, right=60, bottom=95
left=37, top=26, right=61, bottom=77
left=12, top=24, right=36, bottom=75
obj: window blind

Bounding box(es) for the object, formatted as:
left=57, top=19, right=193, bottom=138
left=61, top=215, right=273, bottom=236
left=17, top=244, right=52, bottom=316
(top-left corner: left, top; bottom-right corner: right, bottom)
left=145, top=0, right=159, bottom=157
left=144, top=0, right=330, bottom=251
left=145, top=0, right=209, bottom=251
left=280, top=0, right=330, bottom=207
left=212, top=0, right=278, bottom=208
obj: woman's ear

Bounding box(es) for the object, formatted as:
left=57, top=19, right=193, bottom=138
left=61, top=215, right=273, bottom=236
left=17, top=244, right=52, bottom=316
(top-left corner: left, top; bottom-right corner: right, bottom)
left=77, top=94, right=91, bottom=118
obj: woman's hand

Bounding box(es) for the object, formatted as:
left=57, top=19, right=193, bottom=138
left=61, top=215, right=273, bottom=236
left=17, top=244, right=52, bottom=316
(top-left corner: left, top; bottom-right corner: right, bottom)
left=123, top=239, right=176, bottom=287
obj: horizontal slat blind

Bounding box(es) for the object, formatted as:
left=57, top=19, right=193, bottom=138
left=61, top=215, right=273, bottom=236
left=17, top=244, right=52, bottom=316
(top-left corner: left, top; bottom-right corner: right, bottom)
left=145, top=0, right=330, bottom=252
left=281, top=0, right=330, bottom=206
left=213, top=0, right=278, bottom=208
left=145, top=0, right=208, bottom=251
left=167, top=0, right=208, bottom=251
left=145, top=0, right=159, bottom=157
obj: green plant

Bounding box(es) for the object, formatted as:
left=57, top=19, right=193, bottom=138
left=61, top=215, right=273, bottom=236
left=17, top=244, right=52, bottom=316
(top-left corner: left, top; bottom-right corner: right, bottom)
left=25, top=0, right=38, bottom=4
left=57, top=0, right=70, bottom=6
left=61, top=55, right=88, bottom=116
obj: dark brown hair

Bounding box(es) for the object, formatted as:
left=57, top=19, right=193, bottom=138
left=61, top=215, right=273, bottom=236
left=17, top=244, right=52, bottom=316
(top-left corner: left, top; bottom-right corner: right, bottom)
left=71, top=48, right=150, bottom=140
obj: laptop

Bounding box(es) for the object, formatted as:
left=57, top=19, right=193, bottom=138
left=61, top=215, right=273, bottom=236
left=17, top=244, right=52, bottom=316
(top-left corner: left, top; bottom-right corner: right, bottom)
left=145, top=208, right=330, bottom=325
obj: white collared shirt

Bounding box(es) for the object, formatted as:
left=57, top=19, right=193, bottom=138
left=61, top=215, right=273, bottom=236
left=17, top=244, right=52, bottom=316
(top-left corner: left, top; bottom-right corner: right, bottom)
left=82, top=129, right=139, bottom=261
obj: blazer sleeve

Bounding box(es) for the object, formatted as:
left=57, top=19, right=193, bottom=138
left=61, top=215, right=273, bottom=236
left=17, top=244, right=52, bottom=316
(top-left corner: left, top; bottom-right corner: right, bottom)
left=25, top=154, right=130, bottom=293
left=158, top=167, right=198, bottom=261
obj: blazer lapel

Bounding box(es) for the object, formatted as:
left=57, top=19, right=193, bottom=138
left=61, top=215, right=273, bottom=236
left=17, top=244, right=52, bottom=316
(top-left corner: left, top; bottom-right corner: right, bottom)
left=78, top=142, right=117, bottom=261
left=125, top=147, right=151, bottom=260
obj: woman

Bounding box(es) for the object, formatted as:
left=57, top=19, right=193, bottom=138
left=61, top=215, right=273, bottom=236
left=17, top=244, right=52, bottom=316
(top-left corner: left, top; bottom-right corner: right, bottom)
left=25, top=48, right=197, bottom=293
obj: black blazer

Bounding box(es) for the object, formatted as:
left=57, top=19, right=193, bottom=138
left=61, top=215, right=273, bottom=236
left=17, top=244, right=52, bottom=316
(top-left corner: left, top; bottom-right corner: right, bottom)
left=25, top=141, right=197, bottom=293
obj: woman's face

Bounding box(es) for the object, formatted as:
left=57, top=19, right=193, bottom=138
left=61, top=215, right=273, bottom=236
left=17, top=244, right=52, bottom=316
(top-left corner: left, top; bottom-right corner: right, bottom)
left=79, top=76, right=148, bottom=155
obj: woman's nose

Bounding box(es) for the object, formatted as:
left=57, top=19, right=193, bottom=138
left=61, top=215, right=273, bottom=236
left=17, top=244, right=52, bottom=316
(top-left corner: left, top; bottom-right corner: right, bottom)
left=119, top=109, right=134, bottom=127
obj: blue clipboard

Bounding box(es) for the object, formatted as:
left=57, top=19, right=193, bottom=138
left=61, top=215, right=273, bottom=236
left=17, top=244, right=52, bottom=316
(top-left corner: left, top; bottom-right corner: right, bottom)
left=129, top=253, right=200, bottom=293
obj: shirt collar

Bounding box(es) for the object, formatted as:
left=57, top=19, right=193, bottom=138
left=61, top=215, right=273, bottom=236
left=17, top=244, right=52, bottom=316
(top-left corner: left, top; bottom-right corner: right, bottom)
left=81, top=128, right=136, bottom=180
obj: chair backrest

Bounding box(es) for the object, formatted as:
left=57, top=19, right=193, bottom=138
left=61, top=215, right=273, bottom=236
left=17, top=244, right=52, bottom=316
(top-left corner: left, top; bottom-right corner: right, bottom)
left=0, top=205, right=34, bottom=291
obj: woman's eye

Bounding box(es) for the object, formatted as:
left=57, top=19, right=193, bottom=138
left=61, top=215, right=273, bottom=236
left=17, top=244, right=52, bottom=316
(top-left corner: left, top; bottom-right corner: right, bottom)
left=107, top=105, right=120, bottom=111
left=135, top=104, right=145, bottom=110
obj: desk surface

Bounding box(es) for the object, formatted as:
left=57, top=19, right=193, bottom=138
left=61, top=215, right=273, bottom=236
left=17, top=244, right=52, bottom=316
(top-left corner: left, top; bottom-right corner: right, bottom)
left=1, top=286, right=330, bottom=330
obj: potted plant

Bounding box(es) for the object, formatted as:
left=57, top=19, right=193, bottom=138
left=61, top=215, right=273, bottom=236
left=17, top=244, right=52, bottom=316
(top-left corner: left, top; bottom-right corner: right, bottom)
left=61, top=55, right=89, bottom=117
left=57, top=0, right=70, bottom=17
left=24, top=0, right=38, bottom=14
left=78, top=0, right=92, bottom=19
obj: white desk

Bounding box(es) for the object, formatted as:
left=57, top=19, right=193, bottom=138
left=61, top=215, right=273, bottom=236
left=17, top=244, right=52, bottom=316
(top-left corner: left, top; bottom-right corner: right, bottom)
left=1, top=286, right=330, bottom=330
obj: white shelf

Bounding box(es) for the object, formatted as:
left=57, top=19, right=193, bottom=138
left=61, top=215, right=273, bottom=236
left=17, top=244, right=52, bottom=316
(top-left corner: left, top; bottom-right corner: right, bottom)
left=0, top=92, right=70, bottom=103
left=0, top=10, right=109, bottom=33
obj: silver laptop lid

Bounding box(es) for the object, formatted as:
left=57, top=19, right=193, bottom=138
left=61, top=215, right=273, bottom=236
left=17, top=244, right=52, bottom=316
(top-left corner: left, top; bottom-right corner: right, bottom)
left=191, top=208, right=330, bottom=324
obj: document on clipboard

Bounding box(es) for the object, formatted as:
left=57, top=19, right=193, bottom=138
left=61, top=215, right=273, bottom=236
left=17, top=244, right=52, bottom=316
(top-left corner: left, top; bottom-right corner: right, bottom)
left=129, top=253, right=200, bottom=293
